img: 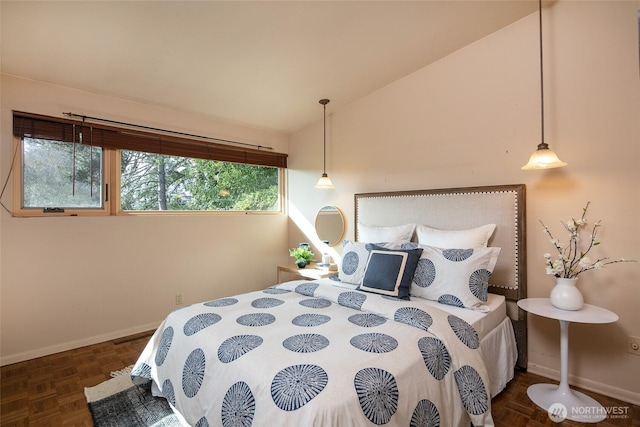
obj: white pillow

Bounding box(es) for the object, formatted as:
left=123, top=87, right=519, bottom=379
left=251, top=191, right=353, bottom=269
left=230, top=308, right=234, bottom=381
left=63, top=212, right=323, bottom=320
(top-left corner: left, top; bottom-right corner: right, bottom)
left=416, top=224, right=496, bottom=248
left=358, top=223, right=415, bottom=243
left=410, top=245, right=501, bottom=311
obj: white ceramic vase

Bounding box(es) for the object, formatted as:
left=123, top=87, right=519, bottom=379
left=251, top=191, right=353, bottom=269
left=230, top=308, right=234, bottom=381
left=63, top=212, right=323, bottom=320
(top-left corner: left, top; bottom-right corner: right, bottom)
left=550, top=277, right=583, bottom=310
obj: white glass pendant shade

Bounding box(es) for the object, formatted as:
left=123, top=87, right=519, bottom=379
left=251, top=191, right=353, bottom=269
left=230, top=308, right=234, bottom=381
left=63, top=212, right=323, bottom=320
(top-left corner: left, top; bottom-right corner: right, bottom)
left=521, top=143, right=568, bottom=170
left=314, top=173, right=335, bottom=189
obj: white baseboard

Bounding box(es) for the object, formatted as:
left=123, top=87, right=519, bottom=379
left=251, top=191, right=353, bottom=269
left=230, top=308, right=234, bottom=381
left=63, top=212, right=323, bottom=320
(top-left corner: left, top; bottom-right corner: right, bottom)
left=0, top=322, right=160, bottom=367
left=528, top=363, right=640, bottom=406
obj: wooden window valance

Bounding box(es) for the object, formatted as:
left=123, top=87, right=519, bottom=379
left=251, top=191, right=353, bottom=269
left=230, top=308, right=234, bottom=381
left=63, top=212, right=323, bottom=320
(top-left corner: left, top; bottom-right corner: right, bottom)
left=12, top=111, right=287, bottom=168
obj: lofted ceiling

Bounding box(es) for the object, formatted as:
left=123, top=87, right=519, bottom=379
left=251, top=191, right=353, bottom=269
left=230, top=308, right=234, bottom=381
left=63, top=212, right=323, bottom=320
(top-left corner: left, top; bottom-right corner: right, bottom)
left=1, top=1, right=538, bottom=134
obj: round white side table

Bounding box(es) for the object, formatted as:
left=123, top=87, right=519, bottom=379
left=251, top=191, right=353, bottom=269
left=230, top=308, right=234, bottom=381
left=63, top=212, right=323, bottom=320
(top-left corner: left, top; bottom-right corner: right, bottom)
left=517, top=298, right=618, bottom=423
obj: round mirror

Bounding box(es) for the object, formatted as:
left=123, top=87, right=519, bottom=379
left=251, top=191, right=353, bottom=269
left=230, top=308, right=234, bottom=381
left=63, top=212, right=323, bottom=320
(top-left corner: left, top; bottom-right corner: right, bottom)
left=315, top=205, right=345, bottom=246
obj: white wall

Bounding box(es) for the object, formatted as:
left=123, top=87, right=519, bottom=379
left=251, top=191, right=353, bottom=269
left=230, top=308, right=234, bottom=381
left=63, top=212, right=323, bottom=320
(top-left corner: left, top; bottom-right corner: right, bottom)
left=0, top=75, right=290, bottom=364
left=288, top=1, right=640, bottom=404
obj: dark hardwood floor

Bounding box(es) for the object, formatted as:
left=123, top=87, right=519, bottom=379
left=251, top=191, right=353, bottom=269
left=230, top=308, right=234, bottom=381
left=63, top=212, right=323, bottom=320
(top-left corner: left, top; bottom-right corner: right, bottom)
left=491, top=371, right=639, bottom=426
left=1, top=331, right=638, bottom=426
left=0, top=331, right=152, bottom=426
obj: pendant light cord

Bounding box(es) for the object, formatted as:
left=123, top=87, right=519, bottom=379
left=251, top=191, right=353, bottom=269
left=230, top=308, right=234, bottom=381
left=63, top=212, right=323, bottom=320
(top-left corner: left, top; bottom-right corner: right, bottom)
left=538, top=0, right=546, bottom=148
left=319, top=99, right=330, bottom=174
left=323, top=102, right=327, bottom=174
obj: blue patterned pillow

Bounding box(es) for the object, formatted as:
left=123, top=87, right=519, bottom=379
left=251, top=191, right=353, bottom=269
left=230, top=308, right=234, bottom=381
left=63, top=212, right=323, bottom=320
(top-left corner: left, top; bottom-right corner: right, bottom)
left=358, top=245, right=423, bottom=300
left=339, top=241, right=370, bottom=284
left=410, top=245, right=501, bottom=310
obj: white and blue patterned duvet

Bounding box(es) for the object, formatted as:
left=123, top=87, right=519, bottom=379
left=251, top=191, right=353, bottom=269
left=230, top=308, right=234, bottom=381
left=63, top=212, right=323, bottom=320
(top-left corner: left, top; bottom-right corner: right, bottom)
left=131, top=280, right=494, bottom=426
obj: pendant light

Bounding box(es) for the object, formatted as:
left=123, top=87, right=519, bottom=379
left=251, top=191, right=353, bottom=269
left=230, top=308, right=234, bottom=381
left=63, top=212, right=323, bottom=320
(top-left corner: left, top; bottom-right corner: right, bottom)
left=315, top=99, right=335, bottom=189
left=522, top=0, right=567, bottom=170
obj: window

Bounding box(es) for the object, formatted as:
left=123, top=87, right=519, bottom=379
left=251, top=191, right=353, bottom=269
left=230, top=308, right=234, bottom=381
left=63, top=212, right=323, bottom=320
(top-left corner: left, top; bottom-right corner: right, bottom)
left=11, top=112, right=286, bottom=216
left=22, top=137, right=104, bottom=210
left=120, top=151, right=280, bottom=211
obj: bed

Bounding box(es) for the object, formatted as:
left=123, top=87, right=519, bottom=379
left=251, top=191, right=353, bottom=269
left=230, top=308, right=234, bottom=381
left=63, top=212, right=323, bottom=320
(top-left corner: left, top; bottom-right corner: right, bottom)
left=131, top=184, right=526, bottom=426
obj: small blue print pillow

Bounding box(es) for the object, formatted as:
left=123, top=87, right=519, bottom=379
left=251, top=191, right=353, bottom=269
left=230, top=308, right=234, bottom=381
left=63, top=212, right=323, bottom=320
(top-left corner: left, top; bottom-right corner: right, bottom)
left=359, top=245, right=423, bottom=300
left=339, top=241, right=371, bottom=285
left=410, top=245, right=501, bottom=310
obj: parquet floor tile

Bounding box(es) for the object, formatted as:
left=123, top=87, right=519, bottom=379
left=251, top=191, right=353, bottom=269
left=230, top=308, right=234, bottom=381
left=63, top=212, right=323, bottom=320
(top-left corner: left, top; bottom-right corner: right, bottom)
left=1, top=332, right=151, bottom=426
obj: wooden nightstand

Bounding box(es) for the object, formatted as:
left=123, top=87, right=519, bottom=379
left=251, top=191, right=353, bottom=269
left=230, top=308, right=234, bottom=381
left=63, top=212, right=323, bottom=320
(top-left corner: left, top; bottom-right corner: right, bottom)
left=277, top=263, right=336, bottom=283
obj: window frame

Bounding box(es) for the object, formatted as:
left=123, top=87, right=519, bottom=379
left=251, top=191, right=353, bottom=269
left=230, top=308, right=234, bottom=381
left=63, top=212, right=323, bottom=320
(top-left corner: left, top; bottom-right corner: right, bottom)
left=113, top=150, right=285, bottom=216
left=11, top=112, right=286, bottom=217
left=12, top=135, right=112, bottom=217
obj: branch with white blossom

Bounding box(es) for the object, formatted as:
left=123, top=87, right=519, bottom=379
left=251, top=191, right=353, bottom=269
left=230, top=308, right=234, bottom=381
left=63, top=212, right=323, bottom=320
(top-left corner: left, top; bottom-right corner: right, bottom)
left=540, top=202, right=636, bottom=279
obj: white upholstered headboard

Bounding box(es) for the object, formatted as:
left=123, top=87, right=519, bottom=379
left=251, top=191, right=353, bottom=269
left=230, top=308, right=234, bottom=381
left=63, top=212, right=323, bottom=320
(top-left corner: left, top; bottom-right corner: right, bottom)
left=354, top=184, right=527, bottom=369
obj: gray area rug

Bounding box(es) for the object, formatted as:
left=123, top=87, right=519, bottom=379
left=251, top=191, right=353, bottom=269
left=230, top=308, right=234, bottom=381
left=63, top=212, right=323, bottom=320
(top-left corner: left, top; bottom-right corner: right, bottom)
left=85, top=368, right=185, bottom=427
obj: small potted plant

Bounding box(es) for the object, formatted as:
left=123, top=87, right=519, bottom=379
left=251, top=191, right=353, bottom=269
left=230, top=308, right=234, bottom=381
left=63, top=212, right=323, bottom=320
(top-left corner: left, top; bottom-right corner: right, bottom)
left=289, top=247, right=314, bottom=268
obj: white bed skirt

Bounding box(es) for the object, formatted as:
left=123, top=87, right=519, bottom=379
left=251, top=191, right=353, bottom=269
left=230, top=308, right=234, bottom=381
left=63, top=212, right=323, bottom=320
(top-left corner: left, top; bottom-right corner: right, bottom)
left=481, top=316, right=517, bottom=398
